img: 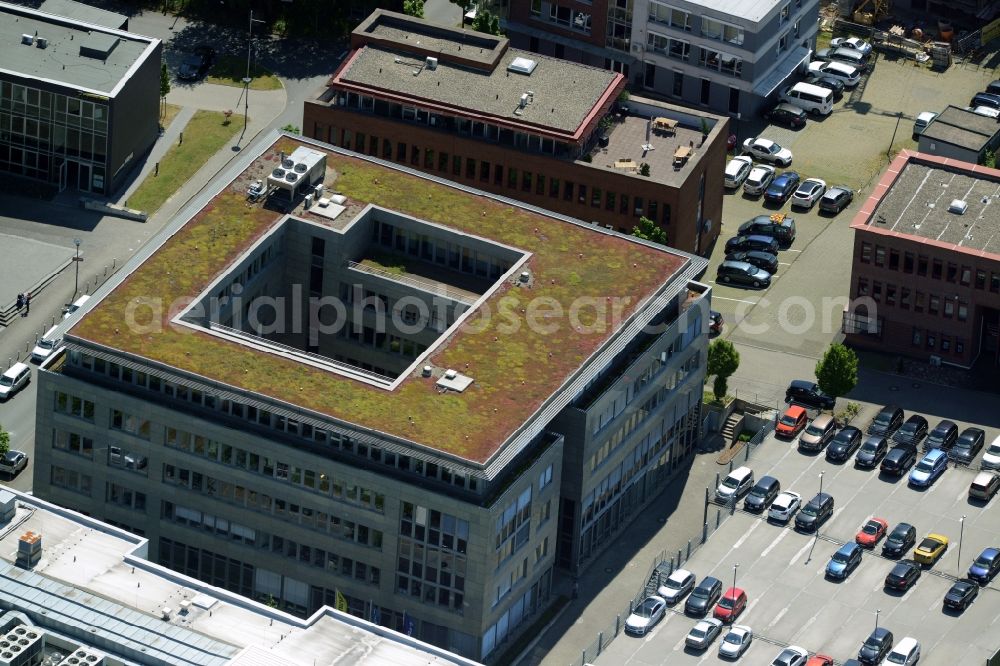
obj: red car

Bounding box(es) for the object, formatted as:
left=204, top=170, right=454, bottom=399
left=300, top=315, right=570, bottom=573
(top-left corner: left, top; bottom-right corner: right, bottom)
left=806, top=656, right=834, bottom=666
left=713, top=587, right=747, bottom=623
left=776, top=405, right=809, bottom=438
left=856, top=517, right=889, bottom=548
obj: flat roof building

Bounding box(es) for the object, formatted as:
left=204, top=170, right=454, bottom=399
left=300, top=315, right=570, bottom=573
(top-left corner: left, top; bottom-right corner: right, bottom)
left=39, top=0, right=129, bottom=30
left=0, top=0, right=161, bottom=195
left=304, top=10, right=727, bottom=255
left=917, top=105, right=1000, bottom=165
left=34, top=131, right=711, bottom=662
left=845, top=150, right=1000, bottom=368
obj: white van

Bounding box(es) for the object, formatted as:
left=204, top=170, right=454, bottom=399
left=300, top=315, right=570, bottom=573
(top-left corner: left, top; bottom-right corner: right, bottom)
left=63, top=294, right=91, bottom=320
left=780, top=82, right=833, bottom=116
left=716, top=466, right=755, bottom=503
left=31, top=326, right=62, bottom=364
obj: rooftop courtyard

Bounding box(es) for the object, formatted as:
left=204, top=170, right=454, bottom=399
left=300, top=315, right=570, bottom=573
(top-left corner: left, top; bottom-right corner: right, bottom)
left=586, top=114, right=709, bottom=187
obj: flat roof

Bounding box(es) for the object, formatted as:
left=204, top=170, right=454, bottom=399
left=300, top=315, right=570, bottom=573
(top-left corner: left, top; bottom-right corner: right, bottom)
left=40, top=0, right=127, bottom=29
left=669, top=0, right=782, bottom=23
left=852, top=151, right=1000, bottom=259
left=0, top=489, right=481, bottom=666
left=69, top=134, right=690, bottom=464
left=0, top=1, right=155, bottom=94
left=591, top=114, right=708, bottom=186
left=920, top=105, right=1000, bottom=152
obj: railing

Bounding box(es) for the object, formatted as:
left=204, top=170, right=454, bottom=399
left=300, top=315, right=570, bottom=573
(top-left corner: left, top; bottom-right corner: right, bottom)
left=346, top=261, right=479, bottom=306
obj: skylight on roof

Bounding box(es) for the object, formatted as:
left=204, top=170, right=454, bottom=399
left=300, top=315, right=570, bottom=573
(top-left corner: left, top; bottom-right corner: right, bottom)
left=508, top=57, right=537, bottom=75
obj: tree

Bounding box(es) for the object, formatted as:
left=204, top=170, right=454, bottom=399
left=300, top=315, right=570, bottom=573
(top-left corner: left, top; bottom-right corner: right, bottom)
left=472, top=9, right=502, bottom=35
left=403, top=0, right=425, bottom=18
left=450, top=0, right=475, bottom=26
left=631, top=215, right=667, bottom=245
left=707, top=339, right=740, bottom=401
left=814, top=343, right=858, bottom=401
left=0, top=424, right=9, bottom=457
left=159, top=63, right=171, bottom=118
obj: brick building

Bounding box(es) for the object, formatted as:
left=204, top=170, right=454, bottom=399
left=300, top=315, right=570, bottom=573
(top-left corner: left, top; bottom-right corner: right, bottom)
left=304, top=10, right=727, bottom=255
left=845, top=151, right=1000, bottom=369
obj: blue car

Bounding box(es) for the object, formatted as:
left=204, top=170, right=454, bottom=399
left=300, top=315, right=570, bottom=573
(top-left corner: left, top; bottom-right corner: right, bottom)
left=764, top=171, right=801, bottom=204
left=909, top=448, right=947, bottom=487
left=826, top=541, right=863, bottom=579
left=968, top=547, right=1000, bottom=585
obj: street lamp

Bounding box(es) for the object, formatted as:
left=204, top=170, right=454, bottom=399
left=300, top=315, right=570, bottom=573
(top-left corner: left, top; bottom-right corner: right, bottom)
left=72, top=237, right=82, bottom=297
left=874, top=608, right=881, bottom=631
left=957, top=515, right=966, bottom=577
left=818, top=470, right=825, bottom=498
left=732, top=563, right=739, bottom=591
left=241, top=9, right=266, bottom=141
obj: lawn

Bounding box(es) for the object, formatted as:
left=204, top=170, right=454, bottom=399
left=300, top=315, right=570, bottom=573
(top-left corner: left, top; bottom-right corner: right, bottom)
left=206, top=55, right=283, bottom=91
left=127, top=110, right=241, bottom=214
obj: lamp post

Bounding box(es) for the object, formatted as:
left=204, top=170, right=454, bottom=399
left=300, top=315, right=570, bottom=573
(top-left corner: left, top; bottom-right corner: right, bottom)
left=957, top=515, right=966, bottom=577
left=874, top=608, right=881, bottom=631
left=72, top=237, right=82, bottom=297
left=732, top=563, right=739, bottom=591
left=819, top=470, right=825, bottom=498
left=241, top=9, right=266, bottom=141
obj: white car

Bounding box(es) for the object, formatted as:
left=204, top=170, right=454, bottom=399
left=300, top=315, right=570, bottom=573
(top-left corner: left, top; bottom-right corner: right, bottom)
left=770, top=645, right=809, bottom=666
left=743, top=165, right=776, bottom=196
left=718, top=625, right=753, bottom=659
left=624, top=595, right=666, bottom=636
left=830, top=36, right=872, bottom=55
left=685, top=617, right=723, bottom=650
left=657, top=568, right=696, bottom=604
left=791, top=178, right=827, bottom=209
left=768, top=491, right=801, bottom=523
left=742, top=138, right=793, bottom=166
left=913, top=111, right=937, bottom=136
left=808, top=60, right=861, bottom=88
left=981, top=435, right=1000, bottom=470
left=886, top=636, right=921, bottom=665
left=725, top=156, right=754, bottom=189
left=973, top=105, right=1000, bottom=119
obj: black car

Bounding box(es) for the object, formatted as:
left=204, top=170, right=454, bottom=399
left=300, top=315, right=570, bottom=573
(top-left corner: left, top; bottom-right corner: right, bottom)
left=855, top=435, right=888, bottom=468
left=970, top=92, right=1000, bottom=110
left=882, top=522, right=917, bottom=558
left=685, top=576, right=723, bottom=615
left=804, top=74, right=845, bottom=99
left=988, top=79, right=1000, bottom=95
left=826, top=426, right=862, bottom=462
left=765, top=102, right=808, bottom=128
left=744, top=475, right=781, bottom=512
left=737, top=214, right=797, bottom=246
left=716, top=260, right=773, bottom=288
left=892, top=415, right=928, bottom=446
left=709, top=310, right=724, bottom=335
left=949, top=427, right=985, bottom=464
left=794, top=492, right=834, bottom=532
left=880, top=445, right=918, bottom=476
left=858, top=627, right=893, bottom=665
left=726, top=250, right=779, bottom=274
left=764, top=171, right=801, bottom=204
left=868, top=404, right=904, bottom=437
left=178, top=45, right=215, bottom=80
left=785, top=380, right=835, bottom=410
left=884, top=559, right=921, bottom=591
left=944, top=578, right=979, bottom=611
left=924, top=419, right=958, bottom=451
left=818, top=186, right=854, bottom=214
left=724, top=234, right=780, bottom=255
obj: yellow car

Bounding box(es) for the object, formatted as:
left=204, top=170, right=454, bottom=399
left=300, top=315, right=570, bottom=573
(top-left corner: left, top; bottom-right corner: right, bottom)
left=913, top=533, right=949, bottom=565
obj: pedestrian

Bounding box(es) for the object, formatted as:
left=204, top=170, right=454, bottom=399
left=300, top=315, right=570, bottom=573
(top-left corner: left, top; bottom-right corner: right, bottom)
left=16, top=293, right=23, bottom=313
left=24, top=291, right=30, bottom=316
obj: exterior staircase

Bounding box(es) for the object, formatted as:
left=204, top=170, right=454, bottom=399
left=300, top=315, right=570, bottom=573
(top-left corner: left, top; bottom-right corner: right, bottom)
left=721, top=412, right=743, bottom=444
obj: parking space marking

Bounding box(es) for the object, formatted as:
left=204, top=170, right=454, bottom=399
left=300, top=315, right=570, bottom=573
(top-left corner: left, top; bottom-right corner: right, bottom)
left=732, top=520, right=762, bottom=550
left=710, top=295, right=759, bottom=304
left=788, top=540, right=813, bottom=568
left=767, top=606, right=789, bottom=630
left=761, top=527, right=790, bottom=558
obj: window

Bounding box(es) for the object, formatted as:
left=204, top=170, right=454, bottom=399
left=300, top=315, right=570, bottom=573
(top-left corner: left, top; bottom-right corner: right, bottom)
left=538, top=464, right=553, bottom=489
left=672, top=71, right=684, bottom=97
left=860, top=242, right=872, bottom=263
left=917, top=256, right=928, bottom=276
left=110, top=409, right=151, bottom=439
left=54, top=392, right=95, bottom=421
left=926, top=334, right=936, bottom=349
left=563, top=180, right=574, bottom=201
left=530, top=0, right=541, bottom=15
left=549, top=177, right=560, bottom=198
left=780, top=3, right=790, bottom=22
left=992, top=273, right=1000, bottom=293
left=900, top=288, right=911, bottom=309
left=700, top=78, right=711, bottom=104
left=871, top=281, right=882, bottom=302
left=591, top=187, right=602, bottom=207
left=946, top=263, right=958, bottom=282
left=944, top=299, right=954, bottom=317
left=932, top=259, right=942, bottom=279
left=578, top=184, right=587, bottom=205
left=856, top=278, right=869, bottom=296
left=701, top=17, right=744, bottom=45
left=888, top=249, right=900, bottom=270
left=928, top=295, right=939, bottom=315
left=648, top=2, right=690, bottom=30
left=647, top=33, right=690, bottom=61
left=912, top=328, right=921, bottom=346
left=885, top=284, right=896, bottom=306
left=975, top=269, right=986, bottom=289
left=958, top=302, right=968, bottom=321
left=941, top=337, right=951, bottom=352
left=874, top=246, right=885, bottom=267
left=903, top=252, right=914, bottom=272
left=914, top=291, right=925, bottom=312
left=960, top=267, right=971, bottom=286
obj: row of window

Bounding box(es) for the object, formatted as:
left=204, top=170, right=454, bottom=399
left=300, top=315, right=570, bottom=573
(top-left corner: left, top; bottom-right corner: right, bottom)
left=857, top=279, right=969, bottom=321
left=1, top=82, right=110, bottom=133
left=370, top=219, right=513, bottom=281
left=338, top=284, right=452, bottom=333
left=910, top=328, right=966, bottom=355
left=495, top=487, right=533, bottom=568
left=860, top=242, right=1000, bottom=291
left=645, top=34, right=744, bottom=77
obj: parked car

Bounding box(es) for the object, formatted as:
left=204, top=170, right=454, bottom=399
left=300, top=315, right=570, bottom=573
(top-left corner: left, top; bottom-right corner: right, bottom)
left=909, top=448, right=947, bottom=487
left=913, top=111, right=938, bottom=137
left=685, top=576, right=723, bottom=615
left=856, top=517, right=888, bottom=547
left=791, top=178, right=827, bottom=209
left=826, top=541, right=863, bottom=579
left=738, top=214, right=796, bottom=246
left=716, top=466, right=755, bottom=503
left=967, top=547, right=1000, bottom=585
left=804, top=74, right=845, bottom=99
left=944, top=578, right=979, bottom=611
left=726, top=250, right=779, bottom=274
left=744, top=475, right=781, bottom=511
left=777, top=405, right=809, bottom=438
left=799, top=414, right=836, bottom=451
left=31, top=325, right=62, bottom=364
left=709, top=310, right=725, bottom=335
left=818, top=185, right=854, bottom=214
left=924, top=419, right=958, bottom=451
left=657, top=568, right=696, bottom=604
left=972, top=105, right=1000, bottom=119
left=0, top=362, right=31, bottom=401
left=882, top=522, right=917, bottom=558
left=725, top=234, right=780, bottom=255
left=826, top=426, right=862, bottom=462
left=771, top=645, right=809, bottom=666
left=768, top=491, right=801, bottom=523
left=830, top=36, right=872, bottom=55
left=970, top=92, right=1000, bottom=110
left=892, top=415, right=928, bottom=446
left=806, top=657, right=834, bottom=666
left=868, top=405, right=904, bottom=437
left=717, top=260, right=773, bottom=288
left=881, top=444, right=918, bottom=476
left=969, top=471, right=1000, bottom=501
left=885, top=637, right=920, bottom=666
left=988, top=79, right=1000, bottom=95
left=742, top=137, right=793, bottom=166
left=795, top=492, right=833, bottom=532
left=980, top=434, right=1000, bottom=469
left=685, top=617, right=724, bottom=649
left=713, top=587, right=747, bottom=623
left=765, top=171, right=801, bottom=204
left=858, top=628, right=894, bottom=665
left=808, top=60, right=862, bottom=88
left=725, top=156, right=755, bottom=189
left=177, top=45, right=215, bottom=80
left=744, top=164, right=777, bottom=196
left=765, top=102, right=808, bottom=128
left=718, top=625, right=753, bottom=659
left=949, top=427, right=985, bottom=464
left=913, top=533, right=949, bottom=565
left=855, top=436, right=888, bottom=468
left=822, top=46, right=871, bottom=70
left=0, top=450, right=28, bottom=476
left=624, top=595, right=667, bottom=635
left=785, top=380, right=835, bottom=409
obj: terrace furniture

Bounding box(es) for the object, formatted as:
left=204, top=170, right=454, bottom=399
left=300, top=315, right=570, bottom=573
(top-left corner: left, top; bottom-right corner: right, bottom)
left=653, top=117, right=678, bottom=135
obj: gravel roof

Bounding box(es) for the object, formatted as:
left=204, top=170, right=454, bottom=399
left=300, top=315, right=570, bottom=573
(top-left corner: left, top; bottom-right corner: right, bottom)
left=340, top=45, right=618, bottom=135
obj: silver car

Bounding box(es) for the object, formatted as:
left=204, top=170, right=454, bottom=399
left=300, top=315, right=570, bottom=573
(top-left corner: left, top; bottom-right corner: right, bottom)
left=743, top=165, right=776, bottom=196
left=624, top=595, right=666, bottom=636
left=718, top=625, right=753, bottom=659
left=685, top=617, right=723, bottom=650
left=656, top=568, right=695, bottom=604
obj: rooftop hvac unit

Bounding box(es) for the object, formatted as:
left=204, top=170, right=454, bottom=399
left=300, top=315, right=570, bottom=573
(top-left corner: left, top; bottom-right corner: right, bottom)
left=281, top=158, right=294, bottom=169
left=519, top=93, right=528, bottom=108
left=272, top=168, right=286, bottom=178
left=425, top=56, right=438, bottom=70
left=948, top=199, right=968, bottom=214
left=294, top=162, right=307, bottom=173
left=56, top=647, right=106, bottom=666
left=21, top=34, right=34, bottom=45
left=36, top=37, right=48, bottom=49
left=0, top=625, right=44, bottom=666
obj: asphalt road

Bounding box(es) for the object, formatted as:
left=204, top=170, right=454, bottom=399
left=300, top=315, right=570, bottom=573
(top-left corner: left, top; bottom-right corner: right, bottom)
left=0, top=379, right=36, bottom=493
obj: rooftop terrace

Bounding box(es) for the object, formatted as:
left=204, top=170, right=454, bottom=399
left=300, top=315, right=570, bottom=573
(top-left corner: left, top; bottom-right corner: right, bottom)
left=70, top=133, right=690, bottom=464
left=587, top=115, right=708, bottom=187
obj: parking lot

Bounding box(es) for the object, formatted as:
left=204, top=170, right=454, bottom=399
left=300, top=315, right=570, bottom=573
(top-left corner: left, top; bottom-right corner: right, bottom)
left=593, top=402, right=1000, bottom=666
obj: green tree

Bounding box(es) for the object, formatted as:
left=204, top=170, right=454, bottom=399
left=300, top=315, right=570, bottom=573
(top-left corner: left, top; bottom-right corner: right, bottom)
left=450, top=0, right=475, bottom=26
left=159, top=63, right=171, bottom=118
left=403, top=0, right=425, bottom=18
left=707, top=339, right=740, bottom=401
left=631, top=215, right=667, bottom=245
left=0, top=424, right=9, bottom=457
left=815, top=343, right=858, bottom=401
left=281, top=123, right=301, bottom=135
left=472, top=9, right=502, bottom=35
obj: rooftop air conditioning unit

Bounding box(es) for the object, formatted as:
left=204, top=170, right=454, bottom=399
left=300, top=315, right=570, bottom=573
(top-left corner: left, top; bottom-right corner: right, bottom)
left=519, top=93, right=528, bottom=108
left=425, top=56, right=438, bottom=70
left=281, top=158, right=294, bottom=169
left=36, top=37, right=48, bottom=49
left=948, top=199, right=968, bottom=214
left=272, top=168, right=286, bottom=178
left=21, top=34, right=34, bottom=45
